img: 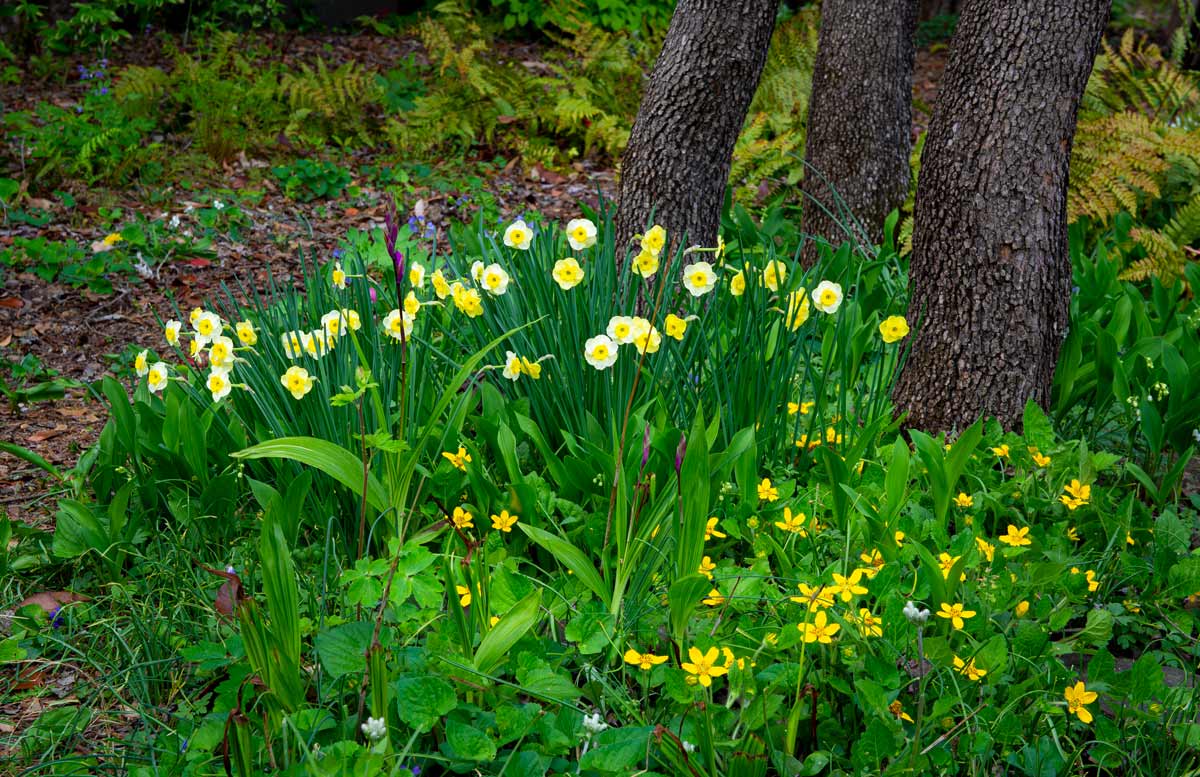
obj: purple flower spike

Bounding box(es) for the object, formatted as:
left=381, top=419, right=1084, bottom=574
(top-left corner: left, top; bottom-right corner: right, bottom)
left=675, top=434, right=686, bottom=475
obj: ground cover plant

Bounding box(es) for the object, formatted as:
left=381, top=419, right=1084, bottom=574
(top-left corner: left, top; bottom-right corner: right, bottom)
left=2, top=1, right=1200, bottom=776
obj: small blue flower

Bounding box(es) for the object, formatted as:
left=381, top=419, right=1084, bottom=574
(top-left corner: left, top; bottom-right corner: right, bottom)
left=48, top=606, right=64, bottom=630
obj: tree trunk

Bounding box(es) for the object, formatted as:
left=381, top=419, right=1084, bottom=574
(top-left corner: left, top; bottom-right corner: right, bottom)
left=892, top=0, right=1110, bottom=432
left=799, top=0, right=917, bottom=266
left=615, top=0, right=779, bottom=255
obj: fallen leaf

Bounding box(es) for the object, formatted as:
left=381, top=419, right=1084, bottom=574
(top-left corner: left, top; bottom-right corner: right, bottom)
left=200, top=564, right=246, bottom=619
left=29, top=425, right=68, bottom=442
left=17, top=591, right=90, bottom=614
left=0, top=298, right=24, bottom=309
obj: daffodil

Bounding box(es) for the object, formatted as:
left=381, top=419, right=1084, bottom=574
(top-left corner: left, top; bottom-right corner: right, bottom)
left=193, top=311, right=222, bottom=347
left=641, top=225, right=666, bottom=256
left=937, top=602, right=976, bottom=630
left=784, top=289, right=810, bottom=330
left=757, top=478, right=778, bottom=502
left=209, top=336, right=235, bottom=370
left=1064, top=681, right=1098, bottom=723
left=442, top=446, right=471, bottom=471
left=800, top=610, right=840, bottom=644
left=762, top=260, right=787, bottom=292
left=552, top=257, right=584, bottom=290
left=632, top=249, right=659, bottom=279
left=566, top=218, right=597, bottom=251
left=409, top=262, right=426, bottom=288
left=623, top=648, right=668, bottom=671
left=811, top=280, right=843, bottom=314
left=305, top=329, right=333, bottom=359
left=481, top=263, right=510, bottom=295
left=953, top=655, right=986, bottom=681
left=730, top=269, right=746, bottom=297
left=879, top=315, right=910, bottom=343
left=491, top=510, right=518, bottom=532
left=584, top=334, right=618, bottom=370
left=281, top=331, right=305, bottom=359
left=999, top=524, right=1032, bottom=547
left=134, top=349, right=149, bottom=376
left=632, top=327, right=662, bottom=355
left=332, top=262, right=347, bottom=289
left=681, top=261, right=717, bottom=297
left=382, top=309, right=415, bottom=341
left=606, top=316, right=635, bottom=345
left=451, top=284, right=484, bottom=317
left=519, top=356, right=542, bottom=379
left=207, top=370, right=232, bottom=401
left=471, top=260, right=485, bottom=283
left=235, top=320, right=257, bottom=346
left=681, top=645, right=728, bottom=687
left=664, top=313, right=688, bottom=340
left=281, top=366, right=315, bottom=400
left=502, top=351, right=523, bottom=381
left=147, top=362, right=169, bottom=393
left=431, top=269, right=451, bottom=299
left=404, top=291, right=421, bottom=316
left=164, top=320, right=181, bottom=347
left=503, top=219, right=533, bottom=250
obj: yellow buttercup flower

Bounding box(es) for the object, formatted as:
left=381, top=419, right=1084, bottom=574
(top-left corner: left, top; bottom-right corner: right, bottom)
left=799, top=610, right=840, bottom=644
left=1059, top=479, right=1091, bottom=510
left=859, top=548, right=884, bottom=578
left=788, top=400, right=815, bottom=416
left=681, top=645, right=728, bottom=687
left=879, top=315, right=910, bottom=343
left=829, top=569, right=868, bottom=602
left=975, top=537, right=995, bottom=563
left=889, top=700, right=914, bottom=723
left=1066, top=525, right=1080, bottom=542
left=455, top=585, right=472, bottom=607
left=774, top=507, right=808, bottom=534
left=991, top=443, right=1010, bottom=458
left=953, top=655, right=986, bottom=681
left=757, top=478, right=779, bottom=503
left=1028, top=446, right=1051, bottom=467
left=790, top=582, right=835, bottom=611
left=442, top=446, right=472, bottom=471
left=1064, top=681, right=1098, bottom=723
left=698, top=556, right=716, bottom=579
left=937, top=602, right=976, bottom=630
left=623, top=648, right=668, bottom=671
left=855, top=607, right=883, bottom=638
left=999, top=524, right=1032, bottom=547
left=1015, top=600, right=1030, bottom=617
left=954, top=492, right=974, bottom=508
left=702, top=588, right=725, bottom=606
left=280, top=366, right=315, bottom=400
left=938, top=552, right=963, bottom=579
left=449, top=506, right=474, bottom=529
left=704, top=517, right=726, bottom=541
left=491, top=510, right=518, bottom=532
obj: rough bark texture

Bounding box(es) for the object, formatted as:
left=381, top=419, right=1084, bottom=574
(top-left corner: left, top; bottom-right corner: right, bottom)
left=615, top=0, right=779, bottom=255
left=892, top=0, right=1111, bottom=433
left=800, top=0, right=917, bottom=266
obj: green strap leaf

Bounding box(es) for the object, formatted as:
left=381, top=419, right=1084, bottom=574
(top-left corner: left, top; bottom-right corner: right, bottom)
left=232, top=436, right=388, bottom=512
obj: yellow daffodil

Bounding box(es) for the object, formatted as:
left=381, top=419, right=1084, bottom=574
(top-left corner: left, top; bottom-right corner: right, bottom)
left=937, top=602, right=976, bottom=630
left=442, top=446, right=471, bottom=471
left=999, top=524, right=1032, bottom=547
left=800, top=610, right=840, bottom=644
left=664, top=313, right=688, bottom=340
left=641, top=225, right=666, bottom=256
left=681, top=645, right=728, bottom=687
left=519, top=356, right=542, bottom=379
left=280, top=366, right=315, bottom=400
left=953, top=655, right=986, bottom=681
left=491, top=510, right=518, bottom=532
left=481, top=263, right=510, bottom=296
left=762, top=260, right=787, bottom=292
left=730, top=269, right=746, bottom=297
left=431, top=269, right=450, bottom=299
left=164, top=320, right=181, bottom=346
left=1064, top=681, right=1098, bottom=723
left=193, top=311, right=222, bottom=347
left=382, top=309, right=415, bottom=342
left=331, top=261, right=347, bottom=289
left=757, top=478, right=778, bottom=503
left=209, top=336, right=235, bottom=370
left=552, top=257, right=585, bottom=290
left=879, top=315, right=909, bottom=343
left=784, top=288, right=810, bottom=330
left=623, top=648, right=668, bottom=671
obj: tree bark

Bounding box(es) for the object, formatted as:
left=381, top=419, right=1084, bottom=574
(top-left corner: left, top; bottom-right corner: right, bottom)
left=892, top=0, right=1111, bottom=432
left=799, top=0, right=917, bottom=266
left=615, top=0, right=779, bottom=255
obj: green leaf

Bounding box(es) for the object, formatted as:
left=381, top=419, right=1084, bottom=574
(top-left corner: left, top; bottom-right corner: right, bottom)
left=0, top=441, right=63, bottom=481
left=579, top=726, right=654, bottom=771
left=445, top=719, right=497, bottom=762
left=517, top=524, right=606, bottom=602
left=392, top=675, right=456, bottom=733
left=668, top=573, right=713, bottom=645
left=475, top=589, right=542, bottom=674
left=677, top=406, right=711, bottom=581
left=315, top=621, right=374, bottom=679
left=52, top=499, right=106, bottom=559
left=232, top=436, right=388, bottom=512
left=1022, top=400, right=1055, bottom=452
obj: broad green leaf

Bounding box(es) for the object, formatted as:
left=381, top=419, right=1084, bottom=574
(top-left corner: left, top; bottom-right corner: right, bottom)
left=232, top=436, right=388, bottom=512
left=518, top=524, right=606, bottom=602
left=475, top=589, right=542, bottom=674
left=315, top=621, right=374, bottom=679
left=668, top=573, right=712, bottom=645
left=393, top=675, right=456, bottom=733
left=445, top=719, right=497, bottom=762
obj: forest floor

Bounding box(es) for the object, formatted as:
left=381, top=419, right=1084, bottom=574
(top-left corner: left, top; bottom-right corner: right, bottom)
left=0, top=32, right=949, bottom=532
